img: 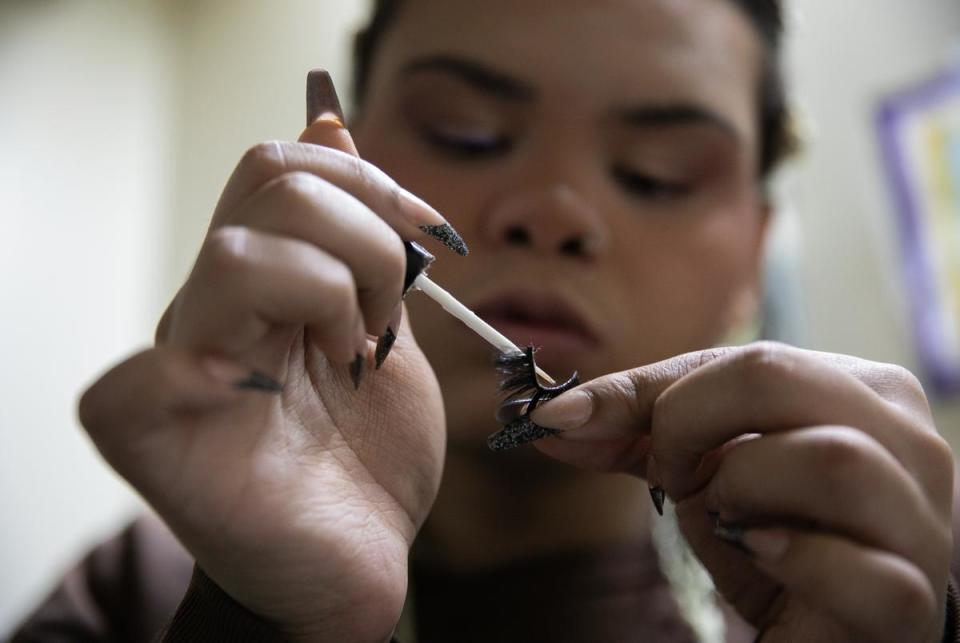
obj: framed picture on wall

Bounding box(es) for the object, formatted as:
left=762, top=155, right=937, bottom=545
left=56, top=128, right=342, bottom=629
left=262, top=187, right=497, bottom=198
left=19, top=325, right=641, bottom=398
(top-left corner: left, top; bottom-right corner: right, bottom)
left=876, top=58, right=960, bottom=396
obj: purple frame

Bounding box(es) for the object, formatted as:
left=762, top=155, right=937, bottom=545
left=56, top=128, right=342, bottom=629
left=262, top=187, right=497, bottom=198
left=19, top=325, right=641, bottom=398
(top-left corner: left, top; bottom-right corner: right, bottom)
left=876, top=63, right=960, bottom=396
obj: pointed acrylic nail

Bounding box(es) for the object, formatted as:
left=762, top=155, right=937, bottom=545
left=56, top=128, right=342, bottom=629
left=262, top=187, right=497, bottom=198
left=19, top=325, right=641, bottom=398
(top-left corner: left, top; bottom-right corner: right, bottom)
left=235, top=371, right=283, bottom=393
left=375, top=327, right=397, bottom=369
left=649, top=486, right=665, bottom=516
left=487, top=418, right=558, bottom=452
left=350, top=353, right=365, bottom=390
left=419, top=223, right=469, bottom=256
left=306, top=69, right=345, bottom=126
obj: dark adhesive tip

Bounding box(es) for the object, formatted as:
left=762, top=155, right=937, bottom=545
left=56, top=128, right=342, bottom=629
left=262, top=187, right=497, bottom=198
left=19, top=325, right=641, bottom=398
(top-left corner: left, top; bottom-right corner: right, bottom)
left=419, top=224, right=469, bottom=256
left=235, top=371, right=283, bottom=394
left=487, top=418, right=559, bottom=452
left=306, top=69, right=345, bottom=126
left=403, top=241, right=436, bottom=294
left=648, top=486, right=666, bottom=516
left=375, top=327, right=398, bottom=369
left=350, top=353, right=365, bottom=390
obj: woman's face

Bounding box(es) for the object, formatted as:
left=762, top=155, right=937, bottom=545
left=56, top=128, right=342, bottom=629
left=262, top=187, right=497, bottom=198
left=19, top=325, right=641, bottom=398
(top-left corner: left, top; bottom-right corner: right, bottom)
left=352, top=0, right=768, bottom=445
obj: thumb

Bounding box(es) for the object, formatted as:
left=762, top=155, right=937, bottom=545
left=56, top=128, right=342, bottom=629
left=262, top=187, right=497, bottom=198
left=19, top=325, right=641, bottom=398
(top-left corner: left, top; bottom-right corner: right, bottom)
left=528, top=348, right=733, bottom=479
left=298, top=69, right=359, bottom=155
left=530, top=348, right=732, bottom=439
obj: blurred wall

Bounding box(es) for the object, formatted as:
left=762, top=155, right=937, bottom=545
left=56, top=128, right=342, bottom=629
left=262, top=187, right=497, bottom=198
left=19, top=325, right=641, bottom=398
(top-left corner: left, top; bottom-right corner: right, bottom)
left=0, top=0, right=172, bottom=632
left=0, top=0, right=366, bottom=635
left=2, top=0, right=959, bottom=636
left=784, top=0, right=960, bottom=434
left=167, top=0, right=370, bottom=297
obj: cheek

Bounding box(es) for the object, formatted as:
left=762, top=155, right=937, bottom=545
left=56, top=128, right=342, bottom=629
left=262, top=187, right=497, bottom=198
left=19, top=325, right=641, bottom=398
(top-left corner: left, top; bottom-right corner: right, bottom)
left=612, top=210, right=761, bottom=357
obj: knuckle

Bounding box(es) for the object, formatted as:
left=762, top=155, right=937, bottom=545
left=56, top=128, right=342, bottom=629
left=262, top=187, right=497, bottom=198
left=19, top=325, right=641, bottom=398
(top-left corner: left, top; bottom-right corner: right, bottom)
left=694, top=347, right=730, bottom=370
left=273, top=170, right=324, bottom=204
left=650, top=385, right=675, bottom=434
left=808, top=427, right=878, bottom=484
left=204, top=226, right=253, bottom=273
left=345, top=155, right=406, bottom=218
left=734, top=341, right=796, bottom=385
left=348, top=154, right=387, bottom=197
left=320, top=261, right=357, bottom=310
left=914, top=430, right=956, bottom=505
left=348, top=154, right=376, bottom=191
left=915, top=430, right=954, bottom=473
left=882, top=363, right=923, bottom=394
left=612, top=370, right=658, bottom=432
left=880, top=363, right=931, bottom=412
left=239, top=140, right=286, bottom=175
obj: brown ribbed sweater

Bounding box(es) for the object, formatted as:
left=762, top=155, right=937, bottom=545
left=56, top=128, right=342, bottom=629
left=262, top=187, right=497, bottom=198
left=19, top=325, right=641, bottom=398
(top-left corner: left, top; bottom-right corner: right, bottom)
left=8, top=513, right=960, bottom=642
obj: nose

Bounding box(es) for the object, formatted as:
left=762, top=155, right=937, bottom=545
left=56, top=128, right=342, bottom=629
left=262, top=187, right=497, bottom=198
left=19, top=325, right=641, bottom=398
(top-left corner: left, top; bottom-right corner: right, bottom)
left=480, top=183, right=609, bottom=260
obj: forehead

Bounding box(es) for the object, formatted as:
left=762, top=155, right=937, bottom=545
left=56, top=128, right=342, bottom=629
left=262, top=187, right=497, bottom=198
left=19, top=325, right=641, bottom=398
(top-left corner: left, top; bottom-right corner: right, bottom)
left=376, top=0, right=761, bottom=142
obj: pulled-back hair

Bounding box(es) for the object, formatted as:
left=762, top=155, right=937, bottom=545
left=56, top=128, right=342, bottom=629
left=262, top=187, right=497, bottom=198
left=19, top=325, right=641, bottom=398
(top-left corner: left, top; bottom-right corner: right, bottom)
left=352, top=0, right=791, bottom=178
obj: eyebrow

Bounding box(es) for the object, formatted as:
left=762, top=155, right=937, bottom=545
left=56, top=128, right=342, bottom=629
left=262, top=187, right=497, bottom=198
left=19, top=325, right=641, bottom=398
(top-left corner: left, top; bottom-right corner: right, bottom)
left=619, top=105, right=739, bottom=141
left=400, top=55, right=535, bottom=101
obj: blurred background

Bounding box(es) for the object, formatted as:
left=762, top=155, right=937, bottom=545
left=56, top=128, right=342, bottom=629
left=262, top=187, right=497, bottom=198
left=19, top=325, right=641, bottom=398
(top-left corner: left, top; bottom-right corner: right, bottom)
left=1, top=0, right=958, bottom=635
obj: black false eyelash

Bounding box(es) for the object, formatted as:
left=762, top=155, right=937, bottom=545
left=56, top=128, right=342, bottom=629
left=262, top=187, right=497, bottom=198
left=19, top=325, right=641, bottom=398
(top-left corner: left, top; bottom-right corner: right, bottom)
left=487, top=346, right=580, bottom=452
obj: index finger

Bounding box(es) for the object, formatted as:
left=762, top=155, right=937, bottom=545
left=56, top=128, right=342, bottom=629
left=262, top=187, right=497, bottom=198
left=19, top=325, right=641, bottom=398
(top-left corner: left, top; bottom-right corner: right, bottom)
left=211, top=71, right=467, bottom=255
left=530, top=346, right=733, bottom=439
left=530, top=342, right=937, bottom=481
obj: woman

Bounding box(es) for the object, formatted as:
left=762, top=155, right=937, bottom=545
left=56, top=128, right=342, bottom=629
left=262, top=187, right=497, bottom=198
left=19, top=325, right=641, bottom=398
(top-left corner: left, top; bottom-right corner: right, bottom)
left=14, top=0, right=956, bottom=641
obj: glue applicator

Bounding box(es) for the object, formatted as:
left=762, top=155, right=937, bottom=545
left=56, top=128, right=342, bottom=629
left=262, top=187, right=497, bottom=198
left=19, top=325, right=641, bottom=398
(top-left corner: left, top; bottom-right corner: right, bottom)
left=299, top=70, right=553, bottom=386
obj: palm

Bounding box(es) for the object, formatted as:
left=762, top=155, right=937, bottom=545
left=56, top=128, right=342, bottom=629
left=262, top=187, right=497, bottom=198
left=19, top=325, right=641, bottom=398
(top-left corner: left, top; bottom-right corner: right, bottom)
left=143, top=315, right=446, bottom=638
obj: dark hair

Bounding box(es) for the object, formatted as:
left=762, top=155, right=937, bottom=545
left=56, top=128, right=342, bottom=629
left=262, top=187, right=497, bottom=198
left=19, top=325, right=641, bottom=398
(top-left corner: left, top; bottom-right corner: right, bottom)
left=353, top=0, right=791, bottom=177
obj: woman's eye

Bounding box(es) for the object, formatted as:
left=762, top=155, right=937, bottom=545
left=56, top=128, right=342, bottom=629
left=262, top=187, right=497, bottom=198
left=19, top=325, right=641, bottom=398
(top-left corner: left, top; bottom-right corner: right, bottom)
left=613, top=166, right=691, bottom=201
left=420, top=125, right=512, bottom=159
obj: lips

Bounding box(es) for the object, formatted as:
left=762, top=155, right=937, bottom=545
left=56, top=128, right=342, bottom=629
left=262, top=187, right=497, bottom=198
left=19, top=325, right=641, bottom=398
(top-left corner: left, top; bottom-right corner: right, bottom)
left=471, top=292, right=600, bottom=353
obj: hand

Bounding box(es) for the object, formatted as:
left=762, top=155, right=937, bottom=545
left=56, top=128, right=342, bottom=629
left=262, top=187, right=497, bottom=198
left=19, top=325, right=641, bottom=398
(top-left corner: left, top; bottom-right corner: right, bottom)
left=531, top=341, right=954, bottom=642
left=79, top=114, right=453, bottom=642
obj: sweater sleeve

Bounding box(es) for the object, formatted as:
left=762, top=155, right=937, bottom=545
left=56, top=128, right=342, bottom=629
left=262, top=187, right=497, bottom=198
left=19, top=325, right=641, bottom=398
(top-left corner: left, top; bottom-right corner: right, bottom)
left=158, top=567, right=287, bottom=642
left=159, top=567, right=403, bottom=643
left=8, top=515, right=193, bottom=643
left=943, top=580, right=960, bottom=643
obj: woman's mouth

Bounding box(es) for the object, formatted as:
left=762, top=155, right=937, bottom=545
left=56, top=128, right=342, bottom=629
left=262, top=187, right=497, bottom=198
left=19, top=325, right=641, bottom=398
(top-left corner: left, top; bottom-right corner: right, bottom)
left=472, top=293, right=600, bottom=356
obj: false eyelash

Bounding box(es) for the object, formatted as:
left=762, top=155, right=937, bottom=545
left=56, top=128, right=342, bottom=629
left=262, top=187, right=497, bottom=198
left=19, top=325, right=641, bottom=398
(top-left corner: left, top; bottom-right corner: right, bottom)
left=487, top=346, right=580, bottom=452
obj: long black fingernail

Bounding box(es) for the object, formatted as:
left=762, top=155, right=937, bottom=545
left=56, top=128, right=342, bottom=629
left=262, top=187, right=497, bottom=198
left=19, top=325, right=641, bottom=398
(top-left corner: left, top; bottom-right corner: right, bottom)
left=350, top=353, right=365, bottom=390
left=713, top=519, right=751, bottom=555
left=649, top=486, right=665, bottom=516
left=235, top=371, right=283, bottom=393
left=419, top=224, right=469, bottom=256
left=487, top=418, right=558, bottom=452
left=375, top=327, right=397, bottom=369
left=403, top=241, right=436, bottom=294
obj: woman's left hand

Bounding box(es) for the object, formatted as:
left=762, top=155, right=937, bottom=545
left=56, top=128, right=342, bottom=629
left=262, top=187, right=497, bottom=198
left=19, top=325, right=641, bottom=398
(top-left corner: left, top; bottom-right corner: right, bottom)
left=530, top=341, right=955, bottom=643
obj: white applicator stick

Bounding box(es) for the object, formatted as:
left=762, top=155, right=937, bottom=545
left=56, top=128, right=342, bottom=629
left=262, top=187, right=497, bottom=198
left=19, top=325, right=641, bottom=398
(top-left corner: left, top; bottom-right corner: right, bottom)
left=412, top=274, right=556, bottom=385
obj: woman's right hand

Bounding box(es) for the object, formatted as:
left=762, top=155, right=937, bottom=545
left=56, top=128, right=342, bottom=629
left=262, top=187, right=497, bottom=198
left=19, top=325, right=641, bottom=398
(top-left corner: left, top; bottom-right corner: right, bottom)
left=79, top=115, right=453, bottom=642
